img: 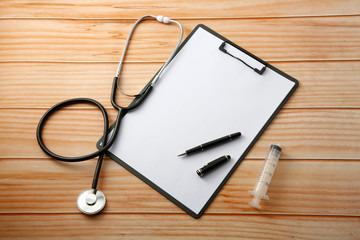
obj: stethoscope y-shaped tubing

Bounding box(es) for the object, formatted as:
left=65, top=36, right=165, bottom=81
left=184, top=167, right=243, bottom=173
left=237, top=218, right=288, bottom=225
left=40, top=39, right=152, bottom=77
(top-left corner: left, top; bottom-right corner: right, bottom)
left=37, top=15, right=182, bottom=162
left=36, top=14, right=183, bottom=198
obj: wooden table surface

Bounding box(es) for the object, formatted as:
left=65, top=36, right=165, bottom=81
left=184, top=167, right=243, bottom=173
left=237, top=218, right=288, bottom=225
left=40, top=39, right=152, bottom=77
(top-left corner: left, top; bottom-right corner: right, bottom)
left=1, top=1, right=360, bottom=239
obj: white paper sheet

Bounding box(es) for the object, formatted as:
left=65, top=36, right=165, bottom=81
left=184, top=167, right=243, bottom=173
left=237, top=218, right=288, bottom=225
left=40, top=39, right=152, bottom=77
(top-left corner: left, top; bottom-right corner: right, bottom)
left=107, top=26, right=296, bottom=215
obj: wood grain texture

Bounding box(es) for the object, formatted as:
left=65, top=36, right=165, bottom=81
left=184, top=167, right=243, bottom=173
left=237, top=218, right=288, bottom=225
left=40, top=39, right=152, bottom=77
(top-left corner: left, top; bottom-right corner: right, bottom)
left=1, top=0, right=359, bottom=19
left=1, top=0, right=360, bottom=238
left=1, top=17, right=359, bottom=62
left=0, top=108, right=359, bottom=159
left=1, top=61, right=360, bottom=109
left=0, top=159, right=359, bottom=215
left=1, top=213, right=359, bottom=240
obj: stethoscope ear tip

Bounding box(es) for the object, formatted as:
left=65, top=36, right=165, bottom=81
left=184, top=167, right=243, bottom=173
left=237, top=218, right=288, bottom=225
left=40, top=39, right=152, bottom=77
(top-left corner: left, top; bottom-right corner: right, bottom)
left=77, top=189, right=106, bottom=215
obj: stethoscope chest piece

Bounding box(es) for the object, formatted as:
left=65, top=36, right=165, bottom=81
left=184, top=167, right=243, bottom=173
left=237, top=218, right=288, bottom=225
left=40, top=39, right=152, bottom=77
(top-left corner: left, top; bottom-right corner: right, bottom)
left=77, top=189, right=106, bottom=215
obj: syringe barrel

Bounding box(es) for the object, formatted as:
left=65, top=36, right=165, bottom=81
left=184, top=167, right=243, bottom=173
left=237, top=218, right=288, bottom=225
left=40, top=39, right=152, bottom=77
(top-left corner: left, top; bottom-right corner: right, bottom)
left=249, top=145, right=282, bottom=209
left=254, top=145, right=282, bottom=192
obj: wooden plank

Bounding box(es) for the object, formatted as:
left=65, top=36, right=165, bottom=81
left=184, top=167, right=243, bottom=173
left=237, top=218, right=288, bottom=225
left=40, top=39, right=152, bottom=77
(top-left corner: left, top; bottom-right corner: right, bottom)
left=0, top=213, right=359, bottom=240
left=0, top=0, right=359, bottom=19
left=0, top=109, right=359, bottom=160
left=1, top=61, right=360, bottom=109
left=0, top=159, right=359, bottom=215
left=0, top=17, right=359, bottom=62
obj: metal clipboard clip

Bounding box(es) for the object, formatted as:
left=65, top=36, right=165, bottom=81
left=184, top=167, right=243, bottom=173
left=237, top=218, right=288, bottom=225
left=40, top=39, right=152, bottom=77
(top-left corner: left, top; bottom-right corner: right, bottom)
left=219, top=42, right=266, bottom=75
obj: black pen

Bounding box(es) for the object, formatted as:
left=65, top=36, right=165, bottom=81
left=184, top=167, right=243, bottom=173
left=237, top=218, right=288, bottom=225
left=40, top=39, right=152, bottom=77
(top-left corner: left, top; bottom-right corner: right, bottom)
left=178, top=132, right=241, bottom=157
left=196, top=155, right=231, bottom=177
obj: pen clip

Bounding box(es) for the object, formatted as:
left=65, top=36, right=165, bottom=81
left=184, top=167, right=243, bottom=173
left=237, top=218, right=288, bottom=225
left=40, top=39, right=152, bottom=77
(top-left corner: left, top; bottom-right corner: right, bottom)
left=219, top=42, right=266, bottom=75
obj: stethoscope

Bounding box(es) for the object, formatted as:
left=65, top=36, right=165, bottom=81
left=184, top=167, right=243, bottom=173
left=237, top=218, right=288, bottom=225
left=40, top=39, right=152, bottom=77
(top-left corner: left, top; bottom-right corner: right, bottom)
left=36, top=15, right=183, bottom=215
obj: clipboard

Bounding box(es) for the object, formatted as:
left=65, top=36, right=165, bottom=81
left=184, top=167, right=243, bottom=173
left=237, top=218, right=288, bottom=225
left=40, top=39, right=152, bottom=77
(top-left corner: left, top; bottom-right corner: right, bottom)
left=99, top=24, right=299, bottom=218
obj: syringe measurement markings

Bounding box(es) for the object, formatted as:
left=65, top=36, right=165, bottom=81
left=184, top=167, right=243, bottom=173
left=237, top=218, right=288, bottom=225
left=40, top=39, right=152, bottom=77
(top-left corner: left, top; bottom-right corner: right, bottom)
left=259, top=171, right=273, bottom=179
left=266, top=162, right=276, bottom=168
left=264, top=171, right=272, bottom=177
left=259, top=180, right=269, bottom=186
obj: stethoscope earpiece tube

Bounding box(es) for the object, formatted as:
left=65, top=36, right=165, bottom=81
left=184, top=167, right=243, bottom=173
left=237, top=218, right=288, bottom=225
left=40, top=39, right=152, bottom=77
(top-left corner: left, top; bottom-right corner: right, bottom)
left=36, top=15, right=183, bottom=215
left=115, top=15, right=183, bottom=96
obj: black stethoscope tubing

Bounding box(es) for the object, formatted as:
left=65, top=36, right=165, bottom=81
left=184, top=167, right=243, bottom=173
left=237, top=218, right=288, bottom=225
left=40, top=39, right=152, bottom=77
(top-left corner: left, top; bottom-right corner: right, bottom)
left=36, top=15, right=182, bottom=214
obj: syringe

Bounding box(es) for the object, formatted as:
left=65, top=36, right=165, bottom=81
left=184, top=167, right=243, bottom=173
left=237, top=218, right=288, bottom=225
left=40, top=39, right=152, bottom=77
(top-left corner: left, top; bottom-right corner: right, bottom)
left=249, top=144, right=282, bottom=209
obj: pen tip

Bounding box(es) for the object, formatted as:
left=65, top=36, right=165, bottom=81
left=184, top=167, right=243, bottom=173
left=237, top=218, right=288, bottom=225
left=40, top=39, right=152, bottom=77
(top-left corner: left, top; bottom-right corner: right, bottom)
left=178, top=152, right=186, bottom=157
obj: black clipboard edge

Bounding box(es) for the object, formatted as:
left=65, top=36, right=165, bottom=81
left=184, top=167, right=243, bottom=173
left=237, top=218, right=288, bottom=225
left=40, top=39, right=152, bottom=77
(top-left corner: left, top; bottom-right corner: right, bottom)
left=97, top=24, right=299, bottom=219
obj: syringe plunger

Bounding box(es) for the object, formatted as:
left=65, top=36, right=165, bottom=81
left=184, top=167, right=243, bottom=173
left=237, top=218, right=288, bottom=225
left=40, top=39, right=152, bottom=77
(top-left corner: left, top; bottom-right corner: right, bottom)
left=249, top=144, right=282, bottom=209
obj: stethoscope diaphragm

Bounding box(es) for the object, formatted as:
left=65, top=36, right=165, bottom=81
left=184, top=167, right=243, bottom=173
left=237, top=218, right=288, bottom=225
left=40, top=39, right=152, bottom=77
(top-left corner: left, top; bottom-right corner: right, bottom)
left=77, top=189, right=106, bottom=215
